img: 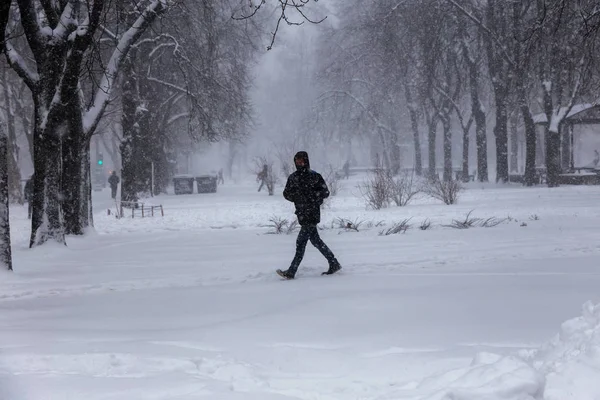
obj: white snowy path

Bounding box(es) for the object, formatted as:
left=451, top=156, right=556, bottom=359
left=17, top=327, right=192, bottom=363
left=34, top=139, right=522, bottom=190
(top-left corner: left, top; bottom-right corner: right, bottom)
left=1, top=181, right=600, bottom=399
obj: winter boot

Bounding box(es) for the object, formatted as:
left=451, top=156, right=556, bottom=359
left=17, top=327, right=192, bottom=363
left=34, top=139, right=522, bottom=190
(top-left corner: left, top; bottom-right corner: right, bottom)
left=322, top=263, right=342, bottom=275
left=277, top=269, right=295, bottom=280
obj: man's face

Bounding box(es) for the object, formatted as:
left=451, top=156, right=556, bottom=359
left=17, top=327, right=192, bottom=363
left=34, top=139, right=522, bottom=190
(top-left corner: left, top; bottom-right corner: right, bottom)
left=295, top=158, right=305, bottom=167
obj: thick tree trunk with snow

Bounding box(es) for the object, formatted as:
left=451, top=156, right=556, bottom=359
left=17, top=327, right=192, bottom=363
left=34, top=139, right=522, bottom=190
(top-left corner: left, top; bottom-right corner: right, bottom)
left=62, top=102, right=84, bottom=236
left=30, top=105, right=65, bottom=248
left=120, top=56, right=153, bottom=203
left=442, top=116, right=452, bottom=182
left=0, top=122, right=13, bottom=271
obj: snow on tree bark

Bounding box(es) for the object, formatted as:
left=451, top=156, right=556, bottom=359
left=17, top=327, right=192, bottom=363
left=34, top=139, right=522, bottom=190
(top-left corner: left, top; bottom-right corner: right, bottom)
left=0, top=121, right=13, bottom=271
left=62, top=99, right=85, bottom=236
left=30, top=109, right=65, bottom=248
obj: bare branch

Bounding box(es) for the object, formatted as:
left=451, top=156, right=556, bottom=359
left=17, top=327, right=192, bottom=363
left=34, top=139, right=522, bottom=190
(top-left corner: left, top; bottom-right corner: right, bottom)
left=445, top=0, right=515, bottom=68
left=4, top=43, right=39, bottom=89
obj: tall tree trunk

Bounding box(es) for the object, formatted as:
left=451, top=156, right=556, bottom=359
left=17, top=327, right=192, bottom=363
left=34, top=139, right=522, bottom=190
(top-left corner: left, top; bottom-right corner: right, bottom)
left=543, top=89, right=561, bottom=187
left=405, top=85, right=422, bottom=175
left=427, top=115, right=438, bottom=179
left=472, top=98, right=488, bottom=183
left=30, top=101, right=65, bottom=248
left=462, top=124, right=469, bottom=182
left=0, top=121, right=13, bottom=271
left=510, top=111, right=519, bottom=173
left=523, top=106, right=537, bottom=185
left=512, top=2, right=536, bottom=186
left=460, top=29, right=487, bottom=182
left=120, top=55, right=152, bottom=203
left=121, top=59, right=139, bottom=205
left=545, top=126, right=561, bottom=187
left=388, top=119, right=401, bottom=175
left=494, top=97, right=509, bottom=182
left=1, top=68, right=23, bottom=203
left=485, top=0, right=510, bottom=183
left=442, top=115, right=452, bottom=182
left=377, top=128, right=391, bottom=171
left=62, top=100, right=84, bottom=235
left=80, top=138, right=93, bottom=229
left=561, top=124, right=571, bottom=172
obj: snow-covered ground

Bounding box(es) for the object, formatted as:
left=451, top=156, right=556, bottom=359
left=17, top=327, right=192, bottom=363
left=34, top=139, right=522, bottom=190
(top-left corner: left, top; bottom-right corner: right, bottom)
left=1, top=176, right=600, bottom=400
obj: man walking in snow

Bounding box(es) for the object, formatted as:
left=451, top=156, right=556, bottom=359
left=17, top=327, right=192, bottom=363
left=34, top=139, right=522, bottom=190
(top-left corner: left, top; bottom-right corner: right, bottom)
left=108, top=171, right=120, bottom=200
left=277, top=151, right=342, bottom=279
left=24, top=174, right=34, bottom=219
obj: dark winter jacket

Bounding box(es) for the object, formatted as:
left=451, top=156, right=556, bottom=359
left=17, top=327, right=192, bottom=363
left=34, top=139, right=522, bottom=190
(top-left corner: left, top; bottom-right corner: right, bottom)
left=108, top=174, right=120, bottom=187
left=283, top=151, right=330, bottom=226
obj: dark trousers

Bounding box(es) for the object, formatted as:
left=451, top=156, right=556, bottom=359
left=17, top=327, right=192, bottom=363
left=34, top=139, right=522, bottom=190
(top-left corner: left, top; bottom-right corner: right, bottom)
left=288, top=225, right=338, bottom=275
left=111, top=186, right=117, bottom=199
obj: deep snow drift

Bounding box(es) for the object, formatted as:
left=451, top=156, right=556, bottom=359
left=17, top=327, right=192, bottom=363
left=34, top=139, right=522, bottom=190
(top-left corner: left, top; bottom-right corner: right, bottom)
left=1, top=178, right=600, bottom=399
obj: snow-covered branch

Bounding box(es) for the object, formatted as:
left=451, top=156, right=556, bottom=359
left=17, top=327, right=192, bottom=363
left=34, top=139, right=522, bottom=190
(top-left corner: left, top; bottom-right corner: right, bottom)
left=166, top=112, right=189, bottom=127
left=52, top=0, right=77, bottom=39
left=4, top=43, right=39, bottom=89
left=84, top=0, right=170, bottom=136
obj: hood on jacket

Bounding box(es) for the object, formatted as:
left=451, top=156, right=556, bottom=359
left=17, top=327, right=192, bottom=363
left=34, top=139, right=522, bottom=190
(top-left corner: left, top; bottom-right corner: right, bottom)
left=294, top=151, right=310, bottom=172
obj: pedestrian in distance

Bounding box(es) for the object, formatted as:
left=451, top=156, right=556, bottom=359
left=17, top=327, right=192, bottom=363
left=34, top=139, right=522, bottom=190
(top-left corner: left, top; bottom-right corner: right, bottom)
left=277, top=151, right=342, bottom=279
left=108, top=171, right=120, bottom=199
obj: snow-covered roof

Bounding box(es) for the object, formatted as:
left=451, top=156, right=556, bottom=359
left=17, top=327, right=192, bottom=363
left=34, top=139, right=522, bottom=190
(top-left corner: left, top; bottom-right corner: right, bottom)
left=532, top=103, right=598, bottom=124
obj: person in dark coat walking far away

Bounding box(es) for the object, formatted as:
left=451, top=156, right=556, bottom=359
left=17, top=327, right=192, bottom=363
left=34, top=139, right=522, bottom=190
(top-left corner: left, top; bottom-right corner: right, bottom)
left=24, top=174, right=34, bottom=219
left=108, top=171, right=120, bottom=199
left=277, top=151, right=342, bottom=279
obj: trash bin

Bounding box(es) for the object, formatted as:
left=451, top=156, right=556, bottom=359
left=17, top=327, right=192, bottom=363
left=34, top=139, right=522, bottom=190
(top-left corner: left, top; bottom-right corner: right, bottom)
left=195, top=174, right=217, bottom=193
left=173, top=174, right=195, bottom=195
